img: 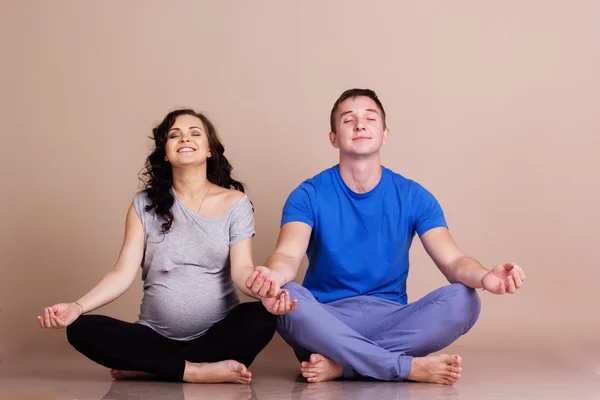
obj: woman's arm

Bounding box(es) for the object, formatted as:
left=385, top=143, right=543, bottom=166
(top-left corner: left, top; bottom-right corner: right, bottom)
left=38, top=202, right=145, bottom=328
left=230, top=238, right=260, bottom=298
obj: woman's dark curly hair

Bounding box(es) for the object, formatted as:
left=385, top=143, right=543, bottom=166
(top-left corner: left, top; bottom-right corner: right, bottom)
left=140, top=108, right=244, bottom=233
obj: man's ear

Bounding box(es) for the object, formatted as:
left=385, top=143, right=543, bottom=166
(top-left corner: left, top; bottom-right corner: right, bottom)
left=329, top=131, right=339, bottom=148
left=382, top=128, right=390, bottom=145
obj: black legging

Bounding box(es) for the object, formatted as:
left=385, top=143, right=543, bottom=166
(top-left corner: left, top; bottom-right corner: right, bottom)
left=66, top=302, right=276, bottom=381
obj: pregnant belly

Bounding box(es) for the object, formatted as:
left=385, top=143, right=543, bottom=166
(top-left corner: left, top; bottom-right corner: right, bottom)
left=138, top=274, right=239, bottom=340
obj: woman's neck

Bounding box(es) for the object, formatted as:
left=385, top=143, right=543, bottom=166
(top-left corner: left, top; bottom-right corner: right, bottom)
left=171, top=165, right=211, bottom=199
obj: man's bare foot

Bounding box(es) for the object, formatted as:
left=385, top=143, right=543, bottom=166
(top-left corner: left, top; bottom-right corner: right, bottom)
left=300, top=353, right=344, bottom=383
left=183, top=360, right=252, bottom=384
left=407, top=354, right=462, bottom=385
left=110, top=369, right=157, bottom=380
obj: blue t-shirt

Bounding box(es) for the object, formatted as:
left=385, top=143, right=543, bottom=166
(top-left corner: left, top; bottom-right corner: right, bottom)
left=281, top=165, right=447, bottom=304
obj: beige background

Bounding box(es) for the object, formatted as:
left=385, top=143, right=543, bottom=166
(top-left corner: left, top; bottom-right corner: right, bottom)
left=1, top=1, right=598, bottom=358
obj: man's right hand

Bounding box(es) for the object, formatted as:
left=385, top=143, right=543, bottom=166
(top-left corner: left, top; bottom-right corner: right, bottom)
left=245, top=266, right=282, bottom=298
left=37, top=303, right=82, bottom=329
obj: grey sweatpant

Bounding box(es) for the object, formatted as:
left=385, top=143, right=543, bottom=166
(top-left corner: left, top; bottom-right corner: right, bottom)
left=278, top=282, right=481, bottom=381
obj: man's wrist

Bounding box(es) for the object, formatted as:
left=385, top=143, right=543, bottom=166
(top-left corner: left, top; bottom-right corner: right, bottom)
left=272, top=269, right=290, bottom=288
left=477, top=269, right=489, bottom=289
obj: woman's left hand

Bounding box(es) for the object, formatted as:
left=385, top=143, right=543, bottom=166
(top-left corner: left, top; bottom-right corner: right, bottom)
left=261, top=289, right=298, bottom=315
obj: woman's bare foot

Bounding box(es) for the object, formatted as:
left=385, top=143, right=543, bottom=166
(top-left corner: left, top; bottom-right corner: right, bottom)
left=183, top=360, right=252, bottom=384
left=300, top=353, right=344, bottom=383
left=407, top=354, right=462, bottom=385
left=110, top=369, right=157, bottom=380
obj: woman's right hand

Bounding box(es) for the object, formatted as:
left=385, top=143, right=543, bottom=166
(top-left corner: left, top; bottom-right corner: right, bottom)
left=37, top=303, right=83, bottom=329
left=261, top=289, right=298, bottom=316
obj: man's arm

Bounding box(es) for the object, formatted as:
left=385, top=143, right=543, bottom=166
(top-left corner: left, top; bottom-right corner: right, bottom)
left=420, top=227, right=487, bottom=288
left=246, top=222, right=312, bottom=297
left=420, top=227, right=526, bottom=293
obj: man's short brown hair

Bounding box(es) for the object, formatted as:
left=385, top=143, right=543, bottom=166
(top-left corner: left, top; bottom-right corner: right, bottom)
left=330, top=88, right=387, bottom=133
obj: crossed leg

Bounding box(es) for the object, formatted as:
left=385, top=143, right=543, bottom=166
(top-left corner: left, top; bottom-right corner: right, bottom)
left=278, top=283, right=480, bottom=384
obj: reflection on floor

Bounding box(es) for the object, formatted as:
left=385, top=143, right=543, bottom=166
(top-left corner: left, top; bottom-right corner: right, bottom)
left=1, top=336, right=598, bottom=399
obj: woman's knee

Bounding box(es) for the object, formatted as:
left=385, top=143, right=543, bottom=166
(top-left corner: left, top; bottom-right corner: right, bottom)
left=239, top=302, right=277, bottom=336
left=66, top=315, right=92, bottom=350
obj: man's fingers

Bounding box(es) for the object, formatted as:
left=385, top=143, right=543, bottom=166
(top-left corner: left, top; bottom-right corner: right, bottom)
left=258, top=280, right=271, bottom=298
left=245, top=270, right=259, bottom=288
left=503, top=262, right=517, bottom=271
left=506, top=275, right=516, bottom=294
left=497, top=280, right=506, bottom=295
left=268, top=281, right=279, bottom=297
left=250, top=274, right=266, bottom=294
left=514, top=264, right=527, bottom=281
left=512, top=268, right=523, bottom=289
left=250, top=274, right=264, bottom=292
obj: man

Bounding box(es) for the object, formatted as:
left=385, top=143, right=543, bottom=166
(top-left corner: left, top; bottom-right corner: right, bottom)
left=245, top=88, right=526, bottom=385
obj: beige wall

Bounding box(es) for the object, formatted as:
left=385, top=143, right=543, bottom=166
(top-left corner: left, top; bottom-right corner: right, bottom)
left=1, top=1, right=599, bottom=354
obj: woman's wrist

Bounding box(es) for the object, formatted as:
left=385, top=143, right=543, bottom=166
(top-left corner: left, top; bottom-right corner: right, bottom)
left=73, top=301, right=85, bottom=315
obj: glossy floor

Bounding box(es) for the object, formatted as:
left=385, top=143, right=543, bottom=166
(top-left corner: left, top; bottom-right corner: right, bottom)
left=1, top=337, right=598, bottom=399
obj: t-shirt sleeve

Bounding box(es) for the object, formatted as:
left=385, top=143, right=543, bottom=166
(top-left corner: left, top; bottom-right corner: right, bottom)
left=281, top=182, right=316, bottom=228
left=133, top=191, right=148, bottom=231
left=413, top=183, right=448, bottom=236
left=229, top=196, right=256, bottom=246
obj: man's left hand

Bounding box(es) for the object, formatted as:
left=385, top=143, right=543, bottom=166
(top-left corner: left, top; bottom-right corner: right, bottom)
left=481, top=262, right=527, bottom=294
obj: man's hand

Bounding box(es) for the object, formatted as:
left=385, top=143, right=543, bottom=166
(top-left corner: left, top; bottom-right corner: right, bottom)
left=245, top=266, right=281, bottom=298
left=261, top=289, right=299, bottom=315
left=481, top=263, right=527, bottom=294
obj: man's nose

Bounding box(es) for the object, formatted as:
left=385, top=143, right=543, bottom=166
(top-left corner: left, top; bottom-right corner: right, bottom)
left=354, top=121, right=366, bottom=131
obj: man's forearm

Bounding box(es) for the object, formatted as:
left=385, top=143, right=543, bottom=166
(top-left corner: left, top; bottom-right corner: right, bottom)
left=445, top=256, right=489, bottom=289
left=265, top=253, right=300, bottom=286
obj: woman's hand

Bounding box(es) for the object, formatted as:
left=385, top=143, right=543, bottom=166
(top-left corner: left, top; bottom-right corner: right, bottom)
left=37, top=303, right=83, bottom=329
left=261, top=289, right=298, bottom=315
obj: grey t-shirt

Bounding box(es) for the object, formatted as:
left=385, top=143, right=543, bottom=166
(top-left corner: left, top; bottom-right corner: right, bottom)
left=132, top=189, right=255, bottom=340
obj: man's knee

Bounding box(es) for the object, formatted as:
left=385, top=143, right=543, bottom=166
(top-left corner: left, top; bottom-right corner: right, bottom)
left=277, top=284, right=317, bottom=335
left=446, top=283, right=481, bottom=329
left=282, top=281, right=313, bottom=300
left=277, top=303, right=308, bottom=335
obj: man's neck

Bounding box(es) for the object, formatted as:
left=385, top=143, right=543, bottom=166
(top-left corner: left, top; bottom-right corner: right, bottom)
left=338, top=154, right=382, bottom=194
